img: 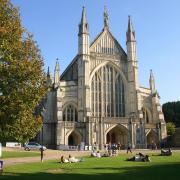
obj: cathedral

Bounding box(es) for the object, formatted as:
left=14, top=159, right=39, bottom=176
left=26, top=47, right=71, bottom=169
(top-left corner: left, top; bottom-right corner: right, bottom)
left=41, top=7, right=167, bottom=150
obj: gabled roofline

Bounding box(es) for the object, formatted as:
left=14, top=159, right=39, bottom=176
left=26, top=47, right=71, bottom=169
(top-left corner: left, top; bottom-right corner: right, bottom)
left=61, top=28, right=127, bottom=80
left=90, top=28, right=127, bottom=56
left=60, top=55, right=78, bottom=80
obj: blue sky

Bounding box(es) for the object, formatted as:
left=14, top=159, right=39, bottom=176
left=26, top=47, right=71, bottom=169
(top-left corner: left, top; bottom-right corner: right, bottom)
left=11, top=0, right=180, bottom=104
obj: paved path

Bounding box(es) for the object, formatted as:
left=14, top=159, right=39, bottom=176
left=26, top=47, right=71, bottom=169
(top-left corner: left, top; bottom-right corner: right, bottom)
left=3, top=149, right=91, bottom=166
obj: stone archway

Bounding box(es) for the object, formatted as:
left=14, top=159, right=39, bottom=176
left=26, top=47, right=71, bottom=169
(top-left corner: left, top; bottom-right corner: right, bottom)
left=68, top=131, right=81, bottom=146
left=106, top=124, right=128, bottom=149
left=146, top=129, right=159, bottom=148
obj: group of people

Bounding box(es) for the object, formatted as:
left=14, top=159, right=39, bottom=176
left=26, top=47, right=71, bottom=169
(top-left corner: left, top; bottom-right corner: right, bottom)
left=60, top=155, right=83, bottom=163
left=91, top=142, right=132, bottom=157
left=103, top=142, right=132, bottom=154
left=60, top=141, right=172, bottom=164
left=104, top=143, right=121, bottom=151
left=90, top=149, right=151, bottom=163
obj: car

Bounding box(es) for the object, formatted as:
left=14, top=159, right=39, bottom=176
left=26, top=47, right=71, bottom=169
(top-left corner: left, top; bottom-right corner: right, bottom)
left=24, top=142, right=47, bottom=151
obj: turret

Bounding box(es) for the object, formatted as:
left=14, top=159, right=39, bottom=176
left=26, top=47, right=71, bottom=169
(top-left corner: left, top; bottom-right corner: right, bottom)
left=126, top=16, right=139, bottom=117
left=78, top=6, right=89, bottom=55
left=78, top=7, right=90, bottom=123
left=54, top=58, right=60, bottom=88
left=126, top=15, right=136, bottom=42
left=126, top=16, right=137, bottom=68
left=149, top=69, right=156, bottom=93
left=46, top=66, right=52, bottom=86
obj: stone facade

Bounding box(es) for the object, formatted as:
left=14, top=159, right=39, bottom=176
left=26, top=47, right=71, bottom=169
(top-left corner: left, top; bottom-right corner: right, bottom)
left=40, top=8, right=167, bottom=149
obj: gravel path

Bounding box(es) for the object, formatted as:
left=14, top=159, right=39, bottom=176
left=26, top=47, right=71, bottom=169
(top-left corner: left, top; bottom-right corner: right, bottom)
left=2, top=149, right=91, bottom=166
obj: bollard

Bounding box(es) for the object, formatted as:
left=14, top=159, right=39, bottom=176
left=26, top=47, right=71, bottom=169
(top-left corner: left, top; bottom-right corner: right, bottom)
left=0, top=143, right=2, bottom=158
left=40, top=147, right=44, bottom=162
left=0, top=160, right=3, bottom=174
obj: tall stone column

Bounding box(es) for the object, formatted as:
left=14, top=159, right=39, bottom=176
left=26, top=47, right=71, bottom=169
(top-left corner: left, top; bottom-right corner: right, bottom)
left=56, top=88, right=63, bottom=149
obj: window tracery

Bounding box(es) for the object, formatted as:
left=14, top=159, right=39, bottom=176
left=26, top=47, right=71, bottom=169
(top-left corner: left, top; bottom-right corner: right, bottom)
left=91, top=64, right=125, bottom=117
left=63, top=105, right=78, bottom=122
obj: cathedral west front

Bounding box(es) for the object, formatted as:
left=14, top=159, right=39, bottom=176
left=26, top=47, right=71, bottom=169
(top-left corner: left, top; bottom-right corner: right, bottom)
left=40, top=7, right=167, bottom=150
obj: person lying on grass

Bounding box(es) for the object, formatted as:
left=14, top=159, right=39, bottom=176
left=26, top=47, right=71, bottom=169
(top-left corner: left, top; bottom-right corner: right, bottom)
left=126, top=153, right=151, bottom=162
left=68, top=155, right=84, bottom=163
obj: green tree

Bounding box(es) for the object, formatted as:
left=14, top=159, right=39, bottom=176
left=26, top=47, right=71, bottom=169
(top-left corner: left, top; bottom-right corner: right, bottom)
left=166, top=122, right=176, bottom=136
left=162, top=101, right=180, bottom=127
left=0, top=0, right=47, bottom=143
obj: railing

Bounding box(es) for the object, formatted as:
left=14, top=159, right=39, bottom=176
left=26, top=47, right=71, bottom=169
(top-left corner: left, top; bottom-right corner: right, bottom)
left=57, top=144, right=78, bottom=151
left=68, top=146, right=78, bottom=151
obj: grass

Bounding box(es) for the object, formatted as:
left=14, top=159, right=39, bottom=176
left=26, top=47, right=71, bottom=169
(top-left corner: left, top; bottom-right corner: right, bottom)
left=1, top=153, right=180, bottom=180
left=1, top=151, right=40, bottom=159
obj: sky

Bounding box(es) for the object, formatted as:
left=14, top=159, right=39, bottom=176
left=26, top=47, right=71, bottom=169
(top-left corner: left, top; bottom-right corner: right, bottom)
left=11, top=0, right=180, bottom=104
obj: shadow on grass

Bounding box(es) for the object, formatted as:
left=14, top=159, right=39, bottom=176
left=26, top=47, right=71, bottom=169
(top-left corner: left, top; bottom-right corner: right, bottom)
left=1, top=163, right=180, bottom=180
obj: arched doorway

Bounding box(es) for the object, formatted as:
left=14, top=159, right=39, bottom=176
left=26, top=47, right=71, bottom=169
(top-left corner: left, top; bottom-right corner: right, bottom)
left=106, top=125, right=128, bottom=149
left=146, top=129, right=158, bottom=148
left=68, top=131, right=81, bottom=146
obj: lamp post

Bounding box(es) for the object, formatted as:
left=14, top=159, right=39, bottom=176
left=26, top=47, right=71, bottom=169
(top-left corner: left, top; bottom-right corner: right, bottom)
left=40, top=125, right=44, bottom=162
left=40, top=107, right=45, bottom=163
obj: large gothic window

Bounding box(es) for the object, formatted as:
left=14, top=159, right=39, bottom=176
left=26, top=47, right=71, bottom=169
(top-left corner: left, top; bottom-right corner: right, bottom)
left=63, top=105, right=78, bottom=122
left=91, top=64, right=125, bottom=117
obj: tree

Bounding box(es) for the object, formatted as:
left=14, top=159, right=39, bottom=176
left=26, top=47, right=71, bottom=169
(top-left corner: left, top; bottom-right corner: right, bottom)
left=0, top=0, right=47, bottom=143
left=166, top=122, right=176, bottom=136
left=162, top=101, right=180, bottom=127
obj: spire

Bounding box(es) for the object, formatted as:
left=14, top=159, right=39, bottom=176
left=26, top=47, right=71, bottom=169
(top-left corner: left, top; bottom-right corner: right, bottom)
left=126, top=15, right=136, bottom=42
left=79, top=6, right=89, bottom=35
left=104, top=6, right=109, bottom=29
left=55, top=58, right=60, bottom=72
left=81, top=6, right=87, bottom=24
left=149, top=69, right=156, bottom=93
left=46, top=66, right=52, bottom=86
left=54, top=58, right=60, bottom=87
left=47, top=66, right=50, bottom=78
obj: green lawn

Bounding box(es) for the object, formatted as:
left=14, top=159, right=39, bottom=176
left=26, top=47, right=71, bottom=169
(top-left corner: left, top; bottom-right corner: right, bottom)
left=1, top=153, right=180, bottom=180
left=1, top=151, right=39, bottom=159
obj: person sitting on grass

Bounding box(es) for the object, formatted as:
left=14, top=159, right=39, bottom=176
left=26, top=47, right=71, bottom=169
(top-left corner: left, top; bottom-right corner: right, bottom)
left=161, top=148, right=172, bottom=156
left=60, top=155, right=69, bottom=163
left=91, top=150, right=97, bottom=157
left=96, top=151, right=101, bottom=158
left=91, top=150, right=101, bottom=157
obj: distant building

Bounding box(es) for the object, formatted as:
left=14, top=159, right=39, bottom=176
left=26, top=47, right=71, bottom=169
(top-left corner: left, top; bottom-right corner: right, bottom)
left=40, top=7, right=167, bottom=149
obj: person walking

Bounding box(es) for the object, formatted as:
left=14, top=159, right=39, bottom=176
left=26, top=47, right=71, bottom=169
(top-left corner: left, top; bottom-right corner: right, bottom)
left=127, top=142, right=132, bottom=154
